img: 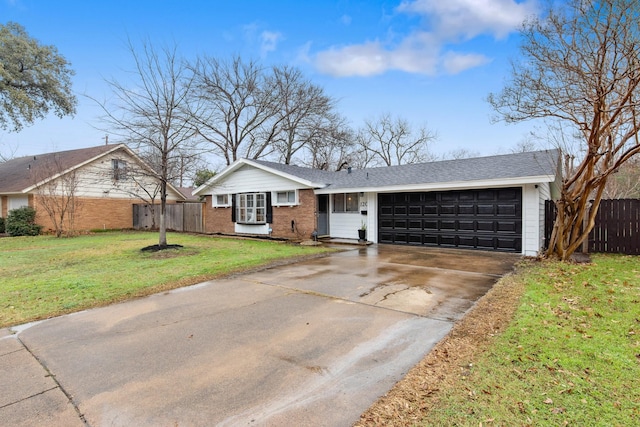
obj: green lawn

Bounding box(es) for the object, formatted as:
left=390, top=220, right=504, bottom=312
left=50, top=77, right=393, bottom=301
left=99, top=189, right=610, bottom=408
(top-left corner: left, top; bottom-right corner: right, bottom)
left=0, top=232, right=331, bottom=328
left=425, top=254, right=640, bottom=426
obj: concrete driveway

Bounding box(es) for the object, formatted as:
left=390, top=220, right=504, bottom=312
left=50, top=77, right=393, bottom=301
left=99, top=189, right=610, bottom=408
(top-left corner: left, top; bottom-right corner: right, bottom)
left=0, top=244, right=518, bottom=426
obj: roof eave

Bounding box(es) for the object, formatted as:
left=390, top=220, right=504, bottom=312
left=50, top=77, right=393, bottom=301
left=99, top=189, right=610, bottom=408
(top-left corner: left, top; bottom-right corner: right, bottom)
left=192, top=158, right=327, bottom=196
left=313, top=175, right=557, bottom=194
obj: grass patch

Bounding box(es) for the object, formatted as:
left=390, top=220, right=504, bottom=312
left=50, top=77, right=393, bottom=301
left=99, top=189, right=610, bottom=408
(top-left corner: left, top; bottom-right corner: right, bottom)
left=424, top=254, right=640, bottom=426
left=0, top=231, right=331, bottom=328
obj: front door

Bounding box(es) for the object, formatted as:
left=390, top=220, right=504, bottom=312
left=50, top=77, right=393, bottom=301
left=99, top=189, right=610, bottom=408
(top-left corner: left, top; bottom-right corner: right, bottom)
left=317, top=194, right=329, bottom=236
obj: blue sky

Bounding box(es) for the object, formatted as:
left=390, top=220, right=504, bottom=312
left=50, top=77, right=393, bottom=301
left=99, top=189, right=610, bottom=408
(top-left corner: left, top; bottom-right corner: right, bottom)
left=1, top=0, right=544, bottom=163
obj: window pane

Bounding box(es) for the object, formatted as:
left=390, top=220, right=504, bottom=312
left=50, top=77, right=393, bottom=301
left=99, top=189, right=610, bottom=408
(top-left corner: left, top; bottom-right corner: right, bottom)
left=346, top=193, right=359, bottom=212
left=277, top=192, right=287, bottom=203
left=288, top=191, right=295, bottom=203
left=333, top=194, right=345, bottom=212
left=256, top=193, right=265, bottom=207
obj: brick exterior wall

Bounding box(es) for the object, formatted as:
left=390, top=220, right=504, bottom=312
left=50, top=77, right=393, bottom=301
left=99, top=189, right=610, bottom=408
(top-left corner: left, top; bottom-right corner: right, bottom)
left=202, top=189, right=318, bottom=240
left=203, top=195, right=235, bottom=234
left=270, top=189, right=317, bottom=240
left=32, top=196, right=176, bottom=233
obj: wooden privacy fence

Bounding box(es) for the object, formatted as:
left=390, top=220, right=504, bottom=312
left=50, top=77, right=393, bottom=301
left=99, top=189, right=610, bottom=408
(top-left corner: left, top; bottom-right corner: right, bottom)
left=133, top=203, right=204, bottom=233
left=545, top=199, right=640, bottom=255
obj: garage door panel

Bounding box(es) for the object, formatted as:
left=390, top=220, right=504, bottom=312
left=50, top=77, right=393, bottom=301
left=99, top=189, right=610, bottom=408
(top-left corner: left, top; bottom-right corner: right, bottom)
left=378, top=188, right=522, bottom=252
left=458, top=220, right=475, bottom=231
left=477, top=221, right=495, bottom=232
left=497, top=204, right=518, bottom=216
left=440, top=220, right=457, bottom=230
left=440, top=205, right=457, bottom=215
left=408, top=220, right=422, bottom=230
left=380, top=218, right=394, bottom=228
left=477, top=204, right=496, bottom=215
left=458, top=236, right=477, bottom=248
left=497, top=221, right=519, bottom=233
left=423, top=220, right=438, bottom=231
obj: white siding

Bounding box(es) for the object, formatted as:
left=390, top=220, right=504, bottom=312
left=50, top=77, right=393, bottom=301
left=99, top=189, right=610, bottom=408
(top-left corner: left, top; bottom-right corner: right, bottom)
left=34, top=151, right=181, bottom=201
left=538, top=182, right=551, bottom=253
left=208, top=166, right=312, bottom=195
left=328, top=192, right=369, bottom=239
left=522, top=184, right=542, bottom=256
left=329, top=212, right=363, bottom=239
left=235, top=223, right=271, bottom=235
left=365, top=193, right=378, bottom=243
left=53, top=150, right=182, bottom=201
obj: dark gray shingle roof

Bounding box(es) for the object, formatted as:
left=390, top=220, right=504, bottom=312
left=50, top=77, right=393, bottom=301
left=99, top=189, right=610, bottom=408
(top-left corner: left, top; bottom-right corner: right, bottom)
left=252, top=149, right=559, bottom=190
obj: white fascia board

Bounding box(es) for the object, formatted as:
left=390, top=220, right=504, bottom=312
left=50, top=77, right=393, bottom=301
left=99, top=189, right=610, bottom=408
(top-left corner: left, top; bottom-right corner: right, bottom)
left=192, top=159, right=244, bottom=196
left=241, top=159, right=326, bottom=188
left=193, top=158, right=326, bottom=196
left=313, top=175, right=556, bottom=194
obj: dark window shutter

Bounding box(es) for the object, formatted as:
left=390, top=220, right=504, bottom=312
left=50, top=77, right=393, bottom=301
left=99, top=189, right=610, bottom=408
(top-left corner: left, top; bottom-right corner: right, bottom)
left=231, top=194, right=237, bottom=222
left=266, top=192, right=273, bottom=223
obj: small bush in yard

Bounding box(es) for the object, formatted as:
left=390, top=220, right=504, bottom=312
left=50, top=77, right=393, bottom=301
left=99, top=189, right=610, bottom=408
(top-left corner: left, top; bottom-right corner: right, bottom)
left=0, top=216, right=5, bottom=233
left=6, top=206, right=42, bottom=236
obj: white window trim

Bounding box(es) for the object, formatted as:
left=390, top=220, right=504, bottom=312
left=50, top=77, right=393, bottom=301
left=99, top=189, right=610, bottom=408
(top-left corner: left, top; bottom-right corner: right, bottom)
left=236, top=193, right=267, bottom=225
left=272, top=190, right=298, bottom=207
left=332, top=192, right=359, bottom=213
left=112, top=159, right=128, bottom=181
left=213, top=194, right=231, bottom=208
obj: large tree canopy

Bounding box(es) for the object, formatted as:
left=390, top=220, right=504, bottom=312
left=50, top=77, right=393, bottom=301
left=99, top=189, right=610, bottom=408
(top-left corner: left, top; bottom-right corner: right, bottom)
left=0, top=22, right=76, bottom=132
left=488, top=0, right=640, bottom=260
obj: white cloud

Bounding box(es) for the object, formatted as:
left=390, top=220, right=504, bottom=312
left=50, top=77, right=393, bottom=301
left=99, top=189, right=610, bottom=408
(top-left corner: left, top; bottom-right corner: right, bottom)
left=260, top=30, right=282, bottom=57
left=398, top=0, right=538, bottom=39
left=340, top=14, right=352, bottom=25
left=315, top=42, right=389, bottom=77
left=313, top=0, right=538, bottom=77
left=441, top=51, right=491, bottom=74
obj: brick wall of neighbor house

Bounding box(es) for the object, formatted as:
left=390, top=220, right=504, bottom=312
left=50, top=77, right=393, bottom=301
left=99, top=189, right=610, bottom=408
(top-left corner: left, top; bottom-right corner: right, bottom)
left=270, top=189, right=317, bottom=240
left=202, top=195, right=235, bottom=234
left=32, top=196, right=177, bottom=233
left=202, top=190, right=317, bottom=240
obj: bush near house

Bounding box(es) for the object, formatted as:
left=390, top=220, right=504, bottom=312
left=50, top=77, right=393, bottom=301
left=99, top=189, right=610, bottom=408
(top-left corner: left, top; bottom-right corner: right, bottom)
left=5, top=207, right=42, bottom=236
left=0, top=217, right=5, bottom=233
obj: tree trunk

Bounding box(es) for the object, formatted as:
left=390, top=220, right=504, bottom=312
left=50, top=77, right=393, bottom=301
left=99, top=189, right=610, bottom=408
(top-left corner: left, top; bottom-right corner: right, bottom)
left=158, top=180, right=167, bottom=248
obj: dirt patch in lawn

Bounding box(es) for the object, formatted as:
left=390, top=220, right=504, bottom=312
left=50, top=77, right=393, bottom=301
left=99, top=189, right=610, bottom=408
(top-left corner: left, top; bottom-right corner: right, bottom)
left=355, top=265, right=527, bottom=426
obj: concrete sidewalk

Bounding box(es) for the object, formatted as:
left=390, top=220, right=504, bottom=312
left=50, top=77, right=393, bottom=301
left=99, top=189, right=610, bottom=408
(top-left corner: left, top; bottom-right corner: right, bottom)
left=1, top=245, right=518, bottom=426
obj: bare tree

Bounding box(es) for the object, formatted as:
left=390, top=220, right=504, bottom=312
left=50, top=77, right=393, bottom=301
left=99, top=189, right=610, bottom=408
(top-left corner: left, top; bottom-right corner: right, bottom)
left=488, top=0, right=640, bottom=260
left=510, top=135, right=541, bottom=153
left=302, top=124, right=356, bottom=171
left=189, top=56, right=283, bottom=165
left=441, top=148, right=480, bottom=160
left=603, top=157, right=640, bottom=199
left=31, top=155, right=81, bottom=237
left=93, top=40, right=197, bottom=249
left=356, top=113, right=437, bottom=167
left=139, top=145, right=204, bottom=187
left=268, top=65, right=342, bottom=165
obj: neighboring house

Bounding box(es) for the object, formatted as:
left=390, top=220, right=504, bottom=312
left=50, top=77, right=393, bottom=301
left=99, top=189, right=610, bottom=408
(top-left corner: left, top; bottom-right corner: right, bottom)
left=0, top=144, right=185, bottom=233
left=176, top=187, right=200, bottom=202
left=193, top=150, right=561, bottom=256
